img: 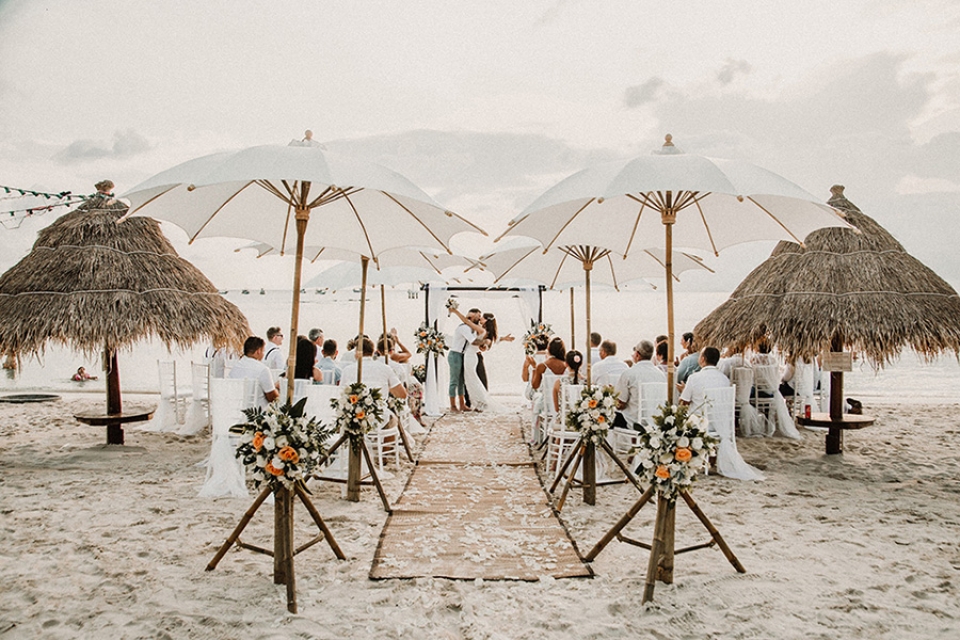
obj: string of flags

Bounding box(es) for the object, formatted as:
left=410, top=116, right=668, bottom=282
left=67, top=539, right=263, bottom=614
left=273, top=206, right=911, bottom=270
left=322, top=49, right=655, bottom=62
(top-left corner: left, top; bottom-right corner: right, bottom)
left=1, top=185, right=91, bottom=230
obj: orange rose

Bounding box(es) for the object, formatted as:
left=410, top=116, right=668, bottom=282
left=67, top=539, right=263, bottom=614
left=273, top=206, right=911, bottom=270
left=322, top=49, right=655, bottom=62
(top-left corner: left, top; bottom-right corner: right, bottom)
left=265, top=462, right=285, bottom=476
left=252, top=431, right=264, bottom=451
left=349, top=395, right=359, bottom=404
left=655, top=465, right=670, bottom=479
left=597, top=415, right=605, bottom=423
left=278, top=446, right=299, bottom=463
left=356, top=410, right=366, bottom=420
left=588, top=399, right=598, bottom=408
left=675, top=447, right=692, bottom=462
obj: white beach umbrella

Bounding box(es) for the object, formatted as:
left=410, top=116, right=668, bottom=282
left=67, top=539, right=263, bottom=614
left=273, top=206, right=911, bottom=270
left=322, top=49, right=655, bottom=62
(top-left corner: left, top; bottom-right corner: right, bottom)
left=121, top=143, right=484, bottom=401
left=501, top=135, right=853, bottom=400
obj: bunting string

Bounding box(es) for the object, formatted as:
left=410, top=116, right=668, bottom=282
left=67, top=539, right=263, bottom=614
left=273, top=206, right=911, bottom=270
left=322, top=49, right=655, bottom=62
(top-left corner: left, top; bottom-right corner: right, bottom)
left=1, top=184, right=93, bottom=230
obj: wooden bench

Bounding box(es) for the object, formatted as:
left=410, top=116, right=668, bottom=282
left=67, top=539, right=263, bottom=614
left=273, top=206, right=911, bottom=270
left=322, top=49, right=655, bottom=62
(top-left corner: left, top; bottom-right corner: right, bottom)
left=796, top=412, right=874, bottom=454
left=74, top=407, right=156, bottom=445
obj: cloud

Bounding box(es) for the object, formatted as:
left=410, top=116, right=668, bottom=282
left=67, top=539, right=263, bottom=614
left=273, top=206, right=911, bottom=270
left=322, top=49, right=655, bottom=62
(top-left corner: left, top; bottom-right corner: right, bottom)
left=55, top=129, right=152, bottom=164
left=624, top=78, right=665, bottom=108
left=716, top=58, right=751, bottom=85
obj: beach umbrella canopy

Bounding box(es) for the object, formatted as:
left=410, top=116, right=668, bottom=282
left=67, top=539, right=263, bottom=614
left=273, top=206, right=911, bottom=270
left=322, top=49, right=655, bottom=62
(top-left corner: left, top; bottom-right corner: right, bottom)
left=503, top=135, right=852, bottom=399
left=0, top=193, right=251, bottom=417
left=121, top=142, right=483, bottom=401
left=694, top=185, right=960, bottom=367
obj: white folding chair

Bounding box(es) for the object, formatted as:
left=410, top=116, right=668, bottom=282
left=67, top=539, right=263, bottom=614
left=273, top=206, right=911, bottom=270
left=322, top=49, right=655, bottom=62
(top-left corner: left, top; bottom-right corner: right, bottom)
left=143, top=360, right=189, bottom=432
left=703, top=386, right=764, bottom=482
left=532, top=371, right=562, bottom=446
left=180, top=362, right=211, bottom=436
left=750, top=364, right=779, bottom=436
left=637, top=381, right=668, bottom=429
left=199, top=377, right=257, bottom=498
left=731, top=366, right=763, bottom=437
left=321, top=368, right=336, bottom=385
left=544, top=379, right=582, bottom=480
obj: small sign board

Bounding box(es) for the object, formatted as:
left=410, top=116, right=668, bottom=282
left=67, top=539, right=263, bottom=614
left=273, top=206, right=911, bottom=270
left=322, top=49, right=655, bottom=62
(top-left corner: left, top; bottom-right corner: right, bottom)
left=822, top=351, right=853, bottom=372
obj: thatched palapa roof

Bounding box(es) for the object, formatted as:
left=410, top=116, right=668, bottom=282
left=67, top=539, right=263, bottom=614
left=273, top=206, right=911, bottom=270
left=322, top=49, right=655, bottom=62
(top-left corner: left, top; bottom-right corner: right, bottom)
left=0, top=194, right=250, bottom=357
left=695, top=185, right=960, bottom=366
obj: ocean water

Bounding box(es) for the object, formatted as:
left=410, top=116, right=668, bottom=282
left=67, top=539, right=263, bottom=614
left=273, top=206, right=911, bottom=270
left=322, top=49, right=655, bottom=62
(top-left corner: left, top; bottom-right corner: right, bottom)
left=2, top=287, right=957, bottom=404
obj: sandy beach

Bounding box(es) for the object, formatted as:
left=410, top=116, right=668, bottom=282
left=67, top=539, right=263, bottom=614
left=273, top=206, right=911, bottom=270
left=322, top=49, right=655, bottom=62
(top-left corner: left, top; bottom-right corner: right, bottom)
left=1, top=392, right=959, bottom=639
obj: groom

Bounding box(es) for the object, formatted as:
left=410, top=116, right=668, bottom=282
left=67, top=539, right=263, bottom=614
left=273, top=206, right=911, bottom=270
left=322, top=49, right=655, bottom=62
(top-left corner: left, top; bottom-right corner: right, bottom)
left=448, top=307, right=482, bottom=412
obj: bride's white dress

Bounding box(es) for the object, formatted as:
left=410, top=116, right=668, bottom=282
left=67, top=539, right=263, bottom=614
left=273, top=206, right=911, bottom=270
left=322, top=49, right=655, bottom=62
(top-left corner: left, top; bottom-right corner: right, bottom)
left=463, top=345, right=507, bottom=413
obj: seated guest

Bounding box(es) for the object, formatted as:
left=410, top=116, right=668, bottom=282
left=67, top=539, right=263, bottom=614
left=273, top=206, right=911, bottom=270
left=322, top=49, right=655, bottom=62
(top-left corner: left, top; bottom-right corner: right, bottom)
left=589, top=332, right=602, bottom=367
left=654, top=340, right=669, bottom=373
left=552, top=350, right=584, bottom=412
left=294, top=335, right=322, bottom=382
left=229, top=336, right=280, bottom=408
left=339, top=337, right=407, bottom=400
left=675, top=335, right=701, bottom=386
left=308, top=327, right=324, bottom=363
left=316, top=339, right=342, bottom=385
left=718, top=348, right=748, bottom=379
left=613, top=340, right=666, bottom=428
left=591, top=340, right=628, bottom=384
left=263, top=326, right=286, bottom=371
left=678, top=347, right=729, bottom=407
left=531, top=337, right=568, bottom=391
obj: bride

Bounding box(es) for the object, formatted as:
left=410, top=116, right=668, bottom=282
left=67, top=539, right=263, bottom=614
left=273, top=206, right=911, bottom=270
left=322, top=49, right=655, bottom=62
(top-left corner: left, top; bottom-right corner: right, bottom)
left=449, top=306, right=505, bottom=413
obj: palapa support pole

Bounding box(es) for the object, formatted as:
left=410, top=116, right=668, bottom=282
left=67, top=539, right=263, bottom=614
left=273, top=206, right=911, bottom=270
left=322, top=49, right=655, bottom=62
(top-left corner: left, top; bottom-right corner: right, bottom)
left=104, top=346, right=123, bottom=444
left=347, top=257, right=370, bottom=502
left=827, top=332, right=845, bottom=453
left=285, top=202, right=311, bottom=404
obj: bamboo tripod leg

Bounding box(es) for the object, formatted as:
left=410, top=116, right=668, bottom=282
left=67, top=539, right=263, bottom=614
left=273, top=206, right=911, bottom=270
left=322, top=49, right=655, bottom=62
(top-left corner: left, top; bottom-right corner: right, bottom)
left=584, top=485, right=655, bottom=561
left=657, top=502, right=676, bottom=584
left=582, top=441, right=597, bottom=505
left=206, top=485, right=273, bottom=571
left=548, top=436, right=583, bottom=494
left=360, top=439, right=392, bottom=513
left=680, top=491, right=745, bottom=573
left=314, top=433, right=348, bottom=470
left=643, top=495, right=672, bottom=604
left=396, top=418, right=415, bottom=462
left=598, top=439, right=645, bottom=493
left=294, top=482, right=346, bottom=560
left=347, top=438, right=363, bottom=502
left=555, top=444, right=585, bottom=512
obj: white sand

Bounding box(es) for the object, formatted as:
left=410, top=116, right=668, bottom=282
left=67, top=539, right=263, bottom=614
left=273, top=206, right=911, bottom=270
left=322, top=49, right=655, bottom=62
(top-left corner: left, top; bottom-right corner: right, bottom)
left=1, top=393, right=959, bottom=639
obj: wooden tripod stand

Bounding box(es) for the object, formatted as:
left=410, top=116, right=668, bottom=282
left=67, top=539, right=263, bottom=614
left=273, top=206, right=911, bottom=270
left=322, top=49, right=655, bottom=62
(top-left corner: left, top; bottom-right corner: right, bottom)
left=548, top=436, right=644, bottom=510
left=314, top=432, right=393, bottom=512
left=585, top=486, right=745, bottom=603
left=206, top=482, right=345, bottom=613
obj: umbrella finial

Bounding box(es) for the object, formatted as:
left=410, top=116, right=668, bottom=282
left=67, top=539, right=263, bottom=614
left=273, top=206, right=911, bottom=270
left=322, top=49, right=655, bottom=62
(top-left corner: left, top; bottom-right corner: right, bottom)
left=655, top=134, right=683, bottom=155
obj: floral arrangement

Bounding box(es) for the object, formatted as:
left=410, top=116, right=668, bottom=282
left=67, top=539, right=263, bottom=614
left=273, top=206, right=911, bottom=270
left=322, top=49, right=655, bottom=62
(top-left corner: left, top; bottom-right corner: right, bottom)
left=411, top=363, right=427, bottom=383
left=234, top=398, right=334, bottom=490
left=632, top=403, right=718, bottom=500
left=445, top=297, right=459, bottom=312
left=414, top=322, right=448, bottom=355
left=330, top=382, right=386, bottom=438
left=565, top=385, right=619, bottom=444
left=386, top=394, right=409, bottom=418
left=522, top=321, right=554, bottom=355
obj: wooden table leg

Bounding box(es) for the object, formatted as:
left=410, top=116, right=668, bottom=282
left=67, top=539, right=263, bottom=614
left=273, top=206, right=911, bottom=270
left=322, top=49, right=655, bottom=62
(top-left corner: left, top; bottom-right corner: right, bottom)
left=106, top=422, right=124, bottom=445
left=826, top=425, right=843, bottom=454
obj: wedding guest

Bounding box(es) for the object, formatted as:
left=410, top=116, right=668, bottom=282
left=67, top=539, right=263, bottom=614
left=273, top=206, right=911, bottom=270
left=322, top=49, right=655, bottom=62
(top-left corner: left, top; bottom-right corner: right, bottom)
left=263, top=326, right=286, bottom=370
left=531, top=337, right=567, bottom=391
left=229, top=336, right=280, bottom=408
left=294, top=335, right=322, bottom=382
left=614, top=340, right=665, bottom=428
left=591, top=340, right=629, bottom=384
left=316, top=339, right=342, bottom=385
left=678, top=347, right=728, bottom=407
left=589, top=332, right=602, bottom=366
left=308, top=327, right=324, bottom=363
left=552, top=349, right=583, bottom=412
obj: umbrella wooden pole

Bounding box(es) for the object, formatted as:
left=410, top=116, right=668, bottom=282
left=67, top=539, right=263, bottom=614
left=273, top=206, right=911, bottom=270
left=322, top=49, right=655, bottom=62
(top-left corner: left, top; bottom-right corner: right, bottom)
left=569, top=288, right=576, bottom=354
left=381, top=285, right=389, bottom=364
left=348, top=256, right=370, bottom=503
left=664, top=215, right=676, bottom=405
left=285, top=206, right=310, bottom=404
left=584, top=261, right=593, bottom=387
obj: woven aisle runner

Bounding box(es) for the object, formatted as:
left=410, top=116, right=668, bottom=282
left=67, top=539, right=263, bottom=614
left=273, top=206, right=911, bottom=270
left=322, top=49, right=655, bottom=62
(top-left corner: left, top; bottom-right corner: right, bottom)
left=369, top=410, right=592, bottom=580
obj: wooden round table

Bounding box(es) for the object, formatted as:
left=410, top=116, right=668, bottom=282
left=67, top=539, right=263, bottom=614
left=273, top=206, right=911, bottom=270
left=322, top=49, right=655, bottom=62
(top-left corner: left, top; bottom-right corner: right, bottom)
left=796, top=412, right=874, bottom=454
left=74, top=406, right=156, bottom=445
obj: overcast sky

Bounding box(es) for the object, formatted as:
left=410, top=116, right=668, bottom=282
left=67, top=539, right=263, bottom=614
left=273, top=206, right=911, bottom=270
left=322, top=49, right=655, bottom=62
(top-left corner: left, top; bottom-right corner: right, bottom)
left=1, top=0, right=958, bottom=291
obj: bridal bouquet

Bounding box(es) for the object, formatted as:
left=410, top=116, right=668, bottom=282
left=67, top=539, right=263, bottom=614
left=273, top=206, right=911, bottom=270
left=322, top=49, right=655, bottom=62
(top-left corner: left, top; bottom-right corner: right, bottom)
left=445, top=297, right=459, bottom=312
left=566, top=385, right=619, bottom=444
left=522, top=321, right=553, bottom=355
left=331, top=382, right=386, bottom=439
left=414, top=322, right=448, bottom=355
left=632, top=403, right=718, bottom=500
left=234, top=398, right=334, bottom=490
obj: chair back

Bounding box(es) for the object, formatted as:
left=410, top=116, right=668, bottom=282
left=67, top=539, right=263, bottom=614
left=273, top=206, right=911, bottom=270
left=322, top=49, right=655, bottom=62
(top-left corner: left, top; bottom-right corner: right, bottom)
left=594, top=371, right=621, bottom=388
left=321, top=368, right=336, bottom=385
left=638, top=381, right=668, bottom=427
left=731, top=367, right=754, bottom=405
left=302, top=384, right=341, bottom=424
left=293, top=378, right=311, bottom=405
left=752, top=364, right=779, bottom=393
left=158, top=360, right=178, bottom=399
left=560, top=383, right=584, bottom=427
left=540, top=371, right=562, bottom=418
left=703, top=385, right=736, bottom=440
left=191, top=362, right=210, bottom=403
left=209, top=378, right=257, bottom=436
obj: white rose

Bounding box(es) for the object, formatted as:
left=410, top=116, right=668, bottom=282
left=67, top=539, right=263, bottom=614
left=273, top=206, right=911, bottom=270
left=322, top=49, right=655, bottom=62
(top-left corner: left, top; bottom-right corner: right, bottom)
left=272, top=457, right=284, bottom=469
left=665, top=415, right=675, bottom=425
left=263, top=436, right=276, bottom=451
left=677, top=436, right=689, bottom=448
left=275, top=435, right=289, bottom=448
left=649, top=436, right=661, bottom=449
left=692, top=437, right=704, bottom=450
